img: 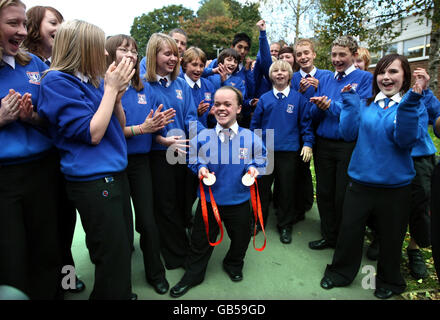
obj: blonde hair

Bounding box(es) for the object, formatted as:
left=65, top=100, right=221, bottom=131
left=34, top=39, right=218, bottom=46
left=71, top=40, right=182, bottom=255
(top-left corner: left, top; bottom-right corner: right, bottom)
left=269, top=59, right=293, bottom=83
left=0, top=0, right=31, bottom=65
left=357, top=47, right=371, bottom=69
left=145, top=33, right=180, bottom=83
left=50, top=20, right=106, bottom=88
left=182, top=46, right=206, bottom=71
left=294, top=38, right=315, bottom=54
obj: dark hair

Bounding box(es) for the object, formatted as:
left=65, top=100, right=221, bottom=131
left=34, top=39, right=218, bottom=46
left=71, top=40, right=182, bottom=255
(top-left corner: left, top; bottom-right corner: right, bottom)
left=105, top=34, right=143, bottom=92
left=232, top=32, right=251, bottom=48
left=278, top=46, right=293, bottom=56
left=24, top=6, right=64, bottom=59
left=218, top=48, right=240, bottom=72
left=367, top=53, right=411, bottom=105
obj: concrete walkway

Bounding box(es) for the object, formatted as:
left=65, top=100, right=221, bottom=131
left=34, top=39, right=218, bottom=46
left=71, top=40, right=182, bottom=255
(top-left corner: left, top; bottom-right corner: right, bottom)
left=66, top=203, right=383, bottom=301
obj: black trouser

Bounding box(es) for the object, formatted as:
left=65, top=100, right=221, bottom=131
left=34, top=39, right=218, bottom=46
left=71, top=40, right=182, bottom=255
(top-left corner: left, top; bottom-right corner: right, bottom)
left=150, top=151, right=191, bottom=269
left=258, top=151, right=300, bottom=231
left=294, top=153, right=314, bottom=217
left=0, top=153, right=61, bottom=300
left=314, top=137, right=355, bottom=245
left=431, top=160, right=440, bottom=284
left=65, top=172, right=133, bottom=300
left=325, top=180, right=410, bottom=293
left=126, top=154, right=165, bottom=283
left=181, top=200, right=252, bottom=285
left=409, top=155, right=435, bottom=248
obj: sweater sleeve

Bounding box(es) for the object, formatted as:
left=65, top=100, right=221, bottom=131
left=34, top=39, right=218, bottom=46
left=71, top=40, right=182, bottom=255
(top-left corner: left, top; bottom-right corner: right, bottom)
left=338, top=90, right=361, bottom=142
left=393, top=89, right=423, bottom=149
left=250, top=98, right=264, bottom=130
left=299, top=97, right=315, bottom=148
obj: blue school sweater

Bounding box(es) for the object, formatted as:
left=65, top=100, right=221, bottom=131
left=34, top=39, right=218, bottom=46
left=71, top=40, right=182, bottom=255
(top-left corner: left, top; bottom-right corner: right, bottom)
left=146, top=77, right=200, bottom=151
left=311, top=69, right=373, bottom=140
left=122, top=85, right=154, bottom=155
left=185, top=77, right=216, bottom=128
left=251, top=30, right=273, bottom=99
left=339, top=89, right=423, bottom=187
left=411, top=89, right=440, bottom=157
left=250, top=89, right=314, bottom=152
left=37, top=71, right=127, bottom=181
left=0, top=54, right=53, bottom=165
left=291, top=68, right=334, bottom=100
left=188, top=126, right=267, bottom=206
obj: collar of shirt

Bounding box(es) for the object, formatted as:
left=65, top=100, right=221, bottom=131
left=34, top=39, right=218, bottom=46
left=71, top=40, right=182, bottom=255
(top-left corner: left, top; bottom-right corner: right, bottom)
left=238, top=62, right=243, bottom=72
left=2, top=55, right=15, bottom=69
left=156, top=74, right=171, bottom=87
left=300, top=66, right=317, bottom=78
left=374, top=91, right=402, bottom=109
left=184, top=74, right=201, bottom=89
left=215, top=122, right=239, bottom=143
left=75, top=71, right=90, bottom=83
left=273, top=86, right=290, bottom=99
left=334, top=64, right=356, bottom=79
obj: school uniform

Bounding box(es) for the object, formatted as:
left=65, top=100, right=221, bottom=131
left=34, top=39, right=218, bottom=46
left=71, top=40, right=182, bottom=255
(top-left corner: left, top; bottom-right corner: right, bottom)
left=184, top=74, right=216, bottom=128
left=250, top=86, right=314, bottom=233
left=324, top=88, right=423, bottom=294
left=180, top=122, right=266, bottom=285
left=310, top=65, right=373, bottom=246
left=0, top=54, right=61, bottom=300
left=250, top=29, right=273, bottom=99
left=38, top=71, right=133, bottom=300
left=291, top=68, right=334, bottom=219
left=122, top=84, right=166, bottom=285
left=147, top=75, right=200, bottom=270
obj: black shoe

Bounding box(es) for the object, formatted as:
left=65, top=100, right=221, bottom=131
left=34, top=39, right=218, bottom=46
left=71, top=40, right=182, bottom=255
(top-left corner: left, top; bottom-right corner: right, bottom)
left=223, top=265, right=243, bottom=282
left=374, top=287, right=394, bottom=299
left=280, top=229, right=292, bottom=244
left=149, top=279, right=169, bottom=295
left=130, top=293, right=138, bottom=300
left=63, top=277, right=86, bottom=293
left=309, top=239, right=333, bottom=250
left=170, top=281, right=201, bottom=298
left=320, top=276, right=335, bottom=290
left=366, top=239, right=379, bottom=261
left=407, top=249, right=428, bottom=279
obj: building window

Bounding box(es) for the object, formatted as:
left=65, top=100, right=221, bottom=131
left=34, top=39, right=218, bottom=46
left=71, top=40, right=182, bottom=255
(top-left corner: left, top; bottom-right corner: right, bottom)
left=383, top=43, right=398, bottom=55
left=403, top=36, right=425, bottom=58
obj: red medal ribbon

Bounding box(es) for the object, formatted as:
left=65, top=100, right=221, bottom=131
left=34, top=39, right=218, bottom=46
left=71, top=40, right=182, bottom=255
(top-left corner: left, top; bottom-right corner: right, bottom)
left=199, top=178, right=224, bottom=247
left=249, top=178, right=267, bottom=252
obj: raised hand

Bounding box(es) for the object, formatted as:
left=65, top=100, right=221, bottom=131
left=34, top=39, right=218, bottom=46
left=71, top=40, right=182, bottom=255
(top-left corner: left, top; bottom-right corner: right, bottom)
left=141, top=104, right=176, bottom=133
left=197, top=100, right=210, bottom=116
left=0, top=89, right=22, bottom=126
left=310, top=96, right=331, bottom=111
left=413, top=68, right=429, bottom=91
left=256, top=20, right=266, bottom=31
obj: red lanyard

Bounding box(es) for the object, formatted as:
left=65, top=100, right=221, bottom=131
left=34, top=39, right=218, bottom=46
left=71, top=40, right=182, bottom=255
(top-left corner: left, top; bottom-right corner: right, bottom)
left=199, top=178, right=224, bottom=247
left=250, top=179, right=267, bottom=252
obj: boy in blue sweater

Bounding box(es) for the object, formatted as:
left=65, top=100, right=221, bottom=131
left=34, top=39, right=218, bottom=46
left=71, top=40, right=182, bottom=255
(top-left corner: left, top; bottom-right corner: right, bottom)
left=251, top=60, right=314, bottom=244
left=170, top=86, right=266, bottom=298
left=308, top=35, right=373, bottom=251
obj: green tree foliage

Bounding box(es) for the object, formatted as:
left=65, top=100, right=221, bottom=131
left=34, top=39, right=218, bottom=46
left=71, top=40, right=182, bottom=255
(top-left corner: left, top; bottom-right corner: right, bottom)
left=130, top=5, right=194, bottom=57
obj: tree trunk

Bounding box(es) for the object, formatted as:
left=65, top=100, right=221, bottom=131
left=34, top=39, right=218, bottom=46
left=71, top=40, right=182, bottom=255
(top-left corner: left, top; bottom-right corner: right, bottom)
left=428, top=0, right=440, bottom=97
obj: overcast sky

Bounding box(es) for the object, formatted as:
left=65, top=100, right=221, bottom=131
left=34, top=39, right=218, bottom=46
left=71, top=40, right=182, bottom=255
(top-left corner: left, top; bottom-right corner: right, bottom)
left=23, top=0, right=202, bottom=36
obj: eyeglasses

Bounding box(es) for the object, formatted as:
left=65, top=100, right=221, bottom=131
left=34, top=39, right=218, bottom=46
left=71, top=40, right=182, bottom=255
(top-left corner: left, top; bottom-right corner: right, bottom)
left=116, top=47, right=138, bottom=55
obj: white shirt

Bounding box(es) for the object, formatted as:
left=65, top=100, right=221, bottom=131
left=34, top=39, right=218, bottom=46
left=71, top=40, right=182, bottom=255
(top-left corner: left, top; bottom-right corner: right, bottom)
left=156, top=74, right=171, bottom=87
left=184, top=74, right=201, bottom=89
left=75, top=71, right=89, bottom=83
left=334, top=64, right=356, bottom=79
left=2, top=55, right=15, bottom=69
left=216, top=121, right=239, bottom=143
left=374, top=91, right=402, bottom=109
left=273, top=86, right=290, bottom=99
left=300, top=67, right=317, bottom=78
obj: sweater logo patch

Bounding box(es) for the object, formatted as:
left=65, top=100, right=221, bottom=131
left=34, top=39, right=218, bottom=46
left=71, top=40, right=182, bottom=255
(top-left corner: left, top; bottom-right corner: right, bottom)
left=286, top=104, right=295, bottom=114
left=204, top=92, right=212, bottom=102
left=239, top=148, right=249, bottom=160
left=351, top=83, right=359, bottom=91
left=138, top=93, right=147, bottom=105
left=176, top=90, right=183, bottom=100
left=26, top=71, right=41, bottom=85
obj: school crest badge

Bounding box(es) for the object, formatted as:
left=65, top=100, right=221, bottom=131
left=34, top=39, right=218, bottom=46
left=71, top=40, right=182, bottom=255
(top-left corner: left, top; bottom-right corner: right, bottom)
left=286, top=104, right=295, bottom=114
left=204, top=92, right=212, bottom=102
left=176, top=90, right=183, bottom=100
left=26, top=72, right=41, bottom=85
left=239, top=148, right=249, bottom=160
left=138, top=93, right=147, bottom=105
left=351, top=83, right=359, bottom=91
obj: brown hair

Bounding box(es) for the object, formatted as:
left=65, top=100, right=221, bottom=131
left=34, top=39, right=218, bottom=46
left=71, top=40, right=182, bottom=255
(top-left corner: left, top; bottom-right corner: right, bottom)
left=105, top=34, right=143, bottom=92
left=23, top=6, right=63, bottom=60
left=0, top=0, right=30, bottom=65
left=357, top=47, right=371, bottom=70
left=215, top=86, right=243, bottom=107
left=181, top=46, right=206, bottom=72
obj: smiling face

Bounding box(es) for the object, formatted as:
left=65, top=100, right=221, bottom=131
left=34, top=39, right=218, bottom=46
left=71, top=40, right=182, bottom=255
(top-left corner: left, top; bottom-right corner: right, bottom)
left=115, top=39, right=138, bottom=66
left=171, top=32, right=187, bottom=58
left=213, top=88, right=242, bottom=128
left=270, top=66, right=290, bottom=90
left=39, top=9, right=61, bottom=57
left=295, top=44, right=316, bottom=73
left=377, top=58, right=404, bottom=97
left=270, top=43, right=280, bottom=57
left=156, top=42, right=178, bottom=77
left=0, top=4, right=27, bottom=56
left=185, top=57, right=204, bottom=82
left=223, top=56, right=238, bottom=74
left=279, top=52, right=294, bottom=68
left=331, top=45, right=355, bottom=73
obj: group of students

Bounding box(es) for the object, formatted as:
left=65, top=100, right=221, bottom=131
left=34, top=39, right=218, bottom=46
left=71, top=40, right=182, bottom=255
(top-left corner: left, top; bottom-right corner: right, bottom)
left=1, top=0, right=440, bottom=301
